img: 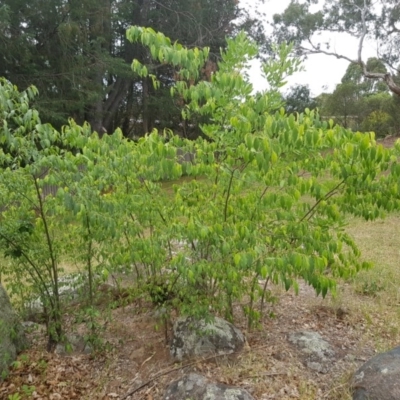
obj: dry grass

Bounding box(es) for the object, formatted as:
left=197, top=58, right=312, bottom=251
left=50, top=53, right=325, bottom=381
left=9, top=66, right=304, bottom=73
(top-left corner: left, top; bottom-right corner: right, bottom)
left=346, top=215, right=400, bottom=301
left=344, top=214, right=400, bottom=350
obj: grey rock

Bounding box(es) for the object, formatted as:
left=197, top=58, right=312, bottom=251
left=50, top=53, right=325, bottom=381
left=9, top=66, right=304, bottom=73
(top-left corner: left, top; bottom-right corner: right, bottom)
left=170, top=316, right=245, bottom=361
left=55, top=334, right=92, bottom=356
left=21, top=321, right=39, bottom=329
left=0, top=284, right=27, bottom=379
left=288, top=331, right=335, bottom=373
left=352, top=346, right=400, bottom=400
left=163, top=373, right=255, bottom=400
left=24, top=273, right=106, bottom=322
left=25, top=273, right=87, bottom=317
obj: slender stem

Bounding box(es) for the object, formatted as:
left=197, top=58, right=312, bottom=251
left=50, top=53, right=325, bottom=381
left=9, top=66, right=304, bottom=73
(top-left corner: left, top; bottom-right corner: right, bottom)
left=299, top=179, right=345, bottom=223
left=33, top=175, right=62, bottom=347
left=140, top=179, right=168, bottom=225
left=260, top=276, right=270, bottom=319
left=33, top=177, right=58, bottom=293
left=85, top=209, right=94, bottom=306
left=0, top=232, right=54, bottom=306
left=223, top=168, right=236, bottom=222
left=129, top=213, right=143, bottom=239
left=250, top=184, right=269, bottom=221
left=213, top=164, right=220, bottom=201
left=247, top=274, right=259, bottom=330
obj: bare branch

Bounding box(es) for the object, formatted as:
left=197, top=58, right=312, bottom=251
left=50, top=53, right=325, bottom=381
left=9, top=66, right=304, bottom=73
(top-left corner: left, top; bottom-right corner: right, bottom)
left=299, top=0, right=400, bottom=97
left=300, top=43, right=356, bottom=64
left=357, top=0, right=369, bottom=64
left=363, top=71, right=400, bottom=95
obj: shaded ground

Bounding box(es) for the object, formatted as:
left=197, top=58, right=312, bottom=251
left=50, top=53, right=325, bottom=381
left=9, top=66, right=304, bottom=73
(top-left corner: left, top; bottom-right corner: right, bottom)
left=1, top=272, right=398, bottom=400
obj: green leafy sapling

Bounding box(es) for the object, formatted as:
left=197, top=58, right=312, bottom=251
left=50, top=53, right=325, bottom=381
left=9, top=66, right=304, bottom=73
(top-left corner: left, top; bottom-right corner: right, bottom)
left=127, top=26, right=400, bottom=327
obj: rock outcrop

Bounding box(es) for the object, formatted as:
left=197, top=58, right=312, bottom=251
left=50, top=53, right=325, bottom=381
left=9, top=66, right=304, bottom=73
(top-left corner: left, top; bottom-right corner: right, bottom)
left=0, top=284, right=27, bottom=379
left=288, top=330, right=335, bottom=373
left=352, top=346, right=400, bottom=400
left=170, top=316, right=245, bottom=361
left=164, top=373, right=255, bottom=400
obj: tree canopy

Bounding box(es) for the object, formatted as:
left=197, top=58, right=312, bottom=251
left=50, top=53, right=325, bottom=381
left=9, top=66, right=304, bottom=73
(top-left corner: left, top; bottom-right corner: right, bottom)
left=316, top=58, right=399, bottom=135
left=283, top=84, right=317, bottom=114
left=272, top=0, right=400, bottom=97
left=0, top=0, right=262, bottom=137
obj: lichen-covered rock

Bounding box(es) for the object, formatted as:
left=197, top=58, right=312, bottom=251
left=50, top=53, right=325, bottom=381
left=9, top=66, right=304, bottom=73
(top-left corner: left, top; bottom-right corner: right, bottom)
left=352, top=346, right=400, bottom=400
left=0, top=284, right=27, bottom=379
left=163, top=373, right=255, bottom=400
left=170, top=316, right=245, bottom=361
left=288, top=331, right=335, bottom=374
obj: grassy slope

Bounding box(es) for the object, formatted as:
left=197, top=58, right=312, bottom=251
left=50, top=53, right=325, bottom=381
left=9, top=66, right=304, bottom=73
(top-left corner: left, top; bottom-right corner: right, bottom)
left=345, top=214, right=400, bottom=349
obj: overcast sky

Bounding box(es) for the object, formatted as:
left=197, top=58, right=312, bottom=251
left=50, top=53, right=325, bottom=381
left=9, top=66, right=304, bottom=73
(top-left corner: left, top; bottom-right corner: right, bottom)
left=241, top=0, right=377, bottom=96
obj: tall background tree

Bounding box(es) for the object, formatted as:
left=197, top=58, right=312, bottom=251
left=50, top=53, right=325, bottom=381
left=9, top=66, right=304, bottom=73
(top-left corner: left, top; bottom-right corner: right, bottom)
left=0, top=0, right=262, bottom=137
left=283, top=84, right=316, bottom=114
left=272, top=0, right=400, bottom=97
left=316, top=58, right=399, bottom=135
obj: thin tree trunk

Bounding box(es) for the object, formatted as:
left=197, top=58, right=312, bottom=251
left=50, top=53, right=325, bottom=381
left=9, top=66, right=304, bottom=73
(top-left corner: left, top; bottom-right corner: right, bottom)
left=142, top=76, right=150, bottom=134
left=103, top=78, right=131, bottom=133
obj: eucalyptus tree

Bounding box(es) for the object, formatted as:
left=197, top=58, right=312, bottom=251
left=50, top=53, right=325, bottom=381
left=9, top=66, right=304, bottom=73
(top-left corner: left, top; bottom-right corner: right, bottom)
left=341, top=58, right=389, bottom=95
left=272, top=0, right=400, bottom=97
left=323, top=82, right=364, bottom=129
left=318, top=58, right=398, bottom=134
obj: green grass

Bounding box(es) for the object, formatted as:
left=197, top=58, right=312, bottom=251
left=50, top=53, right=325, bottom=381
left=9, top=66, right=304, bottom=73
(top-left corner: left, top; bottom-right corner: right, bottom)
left=346, top=214, right=400, bottom=304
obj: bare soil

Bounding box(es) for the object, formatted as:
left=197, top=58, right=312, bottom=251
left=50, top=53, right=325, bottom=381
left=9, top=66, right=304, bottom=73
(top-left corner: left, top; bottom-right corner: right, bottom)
left=378, top=134, right=400, bottom=148
left=0, top=278, right=392, bottom=400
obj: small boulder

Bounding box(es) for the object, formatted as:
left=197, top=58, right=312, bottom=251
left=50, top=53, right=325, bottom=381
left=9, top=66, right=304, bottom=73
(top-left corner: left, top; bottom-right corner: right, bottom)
left=164, top=373, right=255, bottom=400
left=288, top=330, right=335, bottom=373
left=55, top=334, right=92, bottom=356
left=25, top=273, right=87, bottom=319
left=352, top=346, right=400, bottom=400
left=0, top=284, right=27, bottom=379
left=170, top=316, right=245, bottom=361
